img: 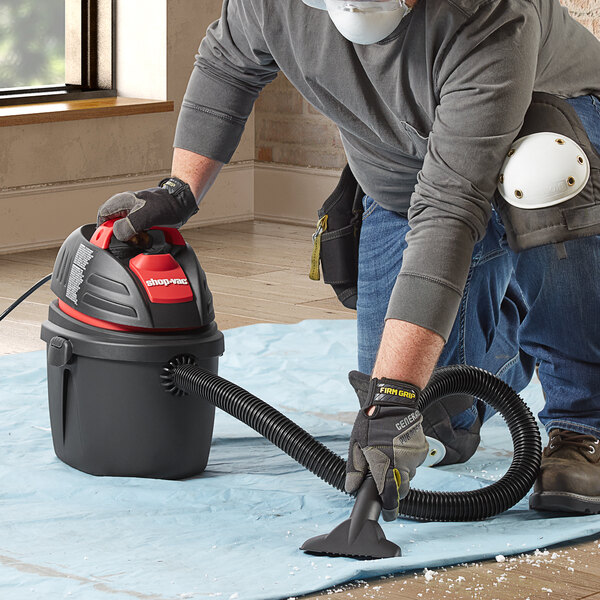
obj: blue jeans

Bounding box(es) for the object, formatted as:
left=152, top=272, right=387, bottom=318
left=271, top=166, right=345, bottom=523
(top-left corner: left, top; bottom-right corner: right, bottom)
left=357, top=95, right=600, bottom=437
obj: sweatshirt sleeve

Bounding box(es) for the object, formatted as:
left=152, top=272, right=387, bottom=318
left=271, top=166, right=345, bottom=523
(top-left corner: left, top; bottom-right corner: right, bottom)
left=174, top=0, right=279, bottom=163
left=385, top=1, right=542, bottom=341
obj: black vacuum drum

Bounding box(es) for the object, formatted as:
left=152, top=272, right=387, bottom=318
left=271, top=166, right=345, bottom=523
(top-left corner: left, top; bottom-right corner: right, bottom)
left=41, top=222, right=224, bottom=479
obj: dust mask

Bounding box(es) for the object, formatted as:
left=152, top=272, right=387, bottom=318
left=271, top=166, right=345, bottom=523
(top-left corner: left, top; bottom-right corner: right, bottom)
left=302, top=0, right=411, bottom=45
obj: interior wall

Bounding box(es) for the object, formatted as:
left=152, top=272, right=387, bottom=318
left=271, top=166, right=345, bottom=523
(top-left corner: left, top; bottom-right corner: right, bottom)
left=0, top=0, right=254, bottom=254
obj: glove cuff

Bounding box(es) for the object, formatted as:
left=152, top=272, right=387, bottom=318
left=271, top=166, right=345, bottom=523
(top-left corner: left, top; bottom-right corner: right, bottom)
left=348, top=370, right=421, bottom=409
left=366, top=376, right=420, bottom=409
left=159, top=177, right=199, bottom=223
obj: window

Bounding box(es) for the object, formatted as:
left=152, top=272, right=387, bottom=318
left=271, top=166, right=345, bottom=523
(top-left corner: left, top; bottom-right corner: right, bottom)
left=0, top=0, right=115, bottom=106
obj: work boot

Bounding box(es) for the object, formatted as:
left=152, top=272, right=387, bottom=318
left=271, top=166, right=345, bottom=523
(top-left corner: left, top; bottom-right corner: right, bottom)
left=529, top=429, right=600, bottom=514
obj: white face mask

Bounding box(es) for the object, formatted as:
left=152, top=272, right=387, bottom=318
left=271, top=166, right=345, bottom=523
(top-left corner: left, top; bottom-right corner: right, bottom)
left=302, top=0, right=411, bottom=45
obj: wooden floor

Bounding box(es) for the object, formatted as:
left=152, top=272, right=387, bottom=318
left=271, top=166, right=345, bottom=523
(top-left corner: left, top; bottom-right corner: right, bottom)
left=1, top=220, right=599, bottom=600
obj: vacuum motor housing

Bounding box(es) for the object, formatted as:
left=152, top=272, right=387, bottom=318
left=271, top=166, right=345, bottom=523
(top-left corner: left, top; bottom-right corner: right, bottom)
left=41, top=222, right=224, bottom=479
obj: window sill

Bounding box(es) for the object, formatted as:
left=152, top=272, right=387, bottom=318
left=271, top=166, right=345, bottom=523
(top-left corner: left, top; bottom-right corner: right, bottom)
left=0, top=97, right=174, bottom=127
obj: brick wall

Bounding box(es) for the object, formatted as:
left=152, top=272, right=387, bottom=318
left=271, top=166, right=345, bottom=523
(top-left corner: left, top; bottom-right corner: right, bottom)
left=563, top=0, right=600, bottom=35
left=254, top=0, right=600, bottom=169
left=254, top=73, right=347, bottom=169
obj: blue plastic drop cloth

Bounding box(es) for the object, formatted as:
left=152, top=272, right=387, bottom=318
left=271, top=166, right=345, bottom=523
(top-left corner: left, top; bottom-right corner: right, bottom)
left=2, top=319, right=600, bottom=600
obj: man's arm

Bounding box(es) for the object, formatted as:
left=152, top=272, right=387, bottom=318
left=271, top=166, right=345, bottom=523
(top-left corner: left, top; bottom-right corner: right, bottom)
left=372, top=320, right=444, bottom=389
left=171, top=148, right=223, bottom=204
left=376, top=4, right=541, bottom=388
left=174, top=0, right=278, bottom=165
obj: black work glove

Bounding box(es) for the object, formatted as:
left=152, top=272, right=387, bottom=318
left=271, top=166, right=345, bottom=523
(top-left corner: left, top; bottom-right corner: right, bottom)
left=421, top=395, right=484, bottom=466
left=97, top=177, right=198, bottom=241
left=345, top=370, right=429, bottom=521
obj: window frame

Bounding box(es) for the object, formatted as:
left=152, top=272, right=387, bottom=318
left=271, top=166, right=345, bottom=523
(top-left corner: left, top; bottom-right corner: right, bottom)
left=0, top=0, right=116, bottom=107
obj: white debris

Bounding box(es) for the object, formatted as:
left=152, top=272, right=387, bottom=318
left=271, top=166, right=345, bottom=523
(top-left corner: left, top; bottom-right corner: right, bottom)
left=495, top=555, right=506, bottom=563
left=424, top=568, right=438, bottom=581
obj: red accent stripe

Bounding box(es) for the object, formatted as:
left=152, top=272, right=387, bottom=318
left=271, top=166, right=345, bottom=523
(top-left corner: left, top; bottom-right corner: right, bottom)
left=57, top=300, right=194, bottom=333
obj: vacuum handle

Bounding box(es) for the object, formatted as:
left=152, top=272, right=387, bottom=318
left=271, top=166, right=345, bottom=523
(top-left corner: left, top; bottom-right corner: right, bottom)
left=350, top=475, right=382, bottom=521
left=348, top=475, right=382, bottom=541
left=90, top=220, right=186, bottom=250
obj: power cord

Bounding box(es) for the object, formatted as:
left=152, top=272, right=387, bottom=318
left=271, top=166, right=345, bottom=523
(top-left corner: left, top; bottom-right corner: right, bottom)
left=0, top=274, right=52, bottom=322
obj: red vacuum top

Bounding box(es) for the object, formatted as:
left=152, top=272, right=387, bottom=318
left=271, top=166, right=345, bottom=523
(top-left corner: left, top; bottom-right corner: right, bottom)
left=50, top=221, right=214, bottom=332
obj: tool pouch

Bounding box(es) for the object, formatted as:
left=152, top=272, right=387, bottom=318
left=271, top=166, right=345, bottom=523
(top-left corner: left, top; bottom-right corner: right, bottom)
left=310, top=164, right=363, bottom=309
left=493, top=92, right=600, bottom=252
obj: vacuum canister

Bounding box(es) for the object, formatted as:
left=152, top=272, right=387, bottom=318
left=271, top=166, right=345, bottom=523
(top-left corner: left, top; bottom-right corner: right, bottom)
left=41, top=221, right=224, bottom=479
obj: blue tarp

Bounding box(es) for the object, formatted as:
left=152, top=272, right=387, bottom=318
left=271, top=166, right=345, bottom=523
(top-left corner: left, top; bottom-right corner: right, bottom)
left=2, top=319, right=600, bottom=600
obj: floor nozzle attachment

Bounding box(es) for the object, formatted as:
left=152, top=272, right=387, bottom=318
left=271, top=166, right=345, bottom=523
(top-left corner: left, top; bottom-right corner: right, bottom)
left=300, top=476, right=401, bottom=560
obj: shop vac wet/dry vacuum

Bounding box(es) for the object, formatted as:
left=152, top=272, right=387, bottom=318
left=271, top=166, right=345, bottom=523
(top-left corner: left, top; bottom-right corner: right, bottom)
left=32, top=221, right=542, bottom=559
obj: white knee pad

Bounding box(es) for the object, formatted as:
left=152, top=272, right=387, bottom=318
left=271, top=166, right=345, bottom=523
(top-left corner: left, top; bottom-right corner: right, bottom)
left=498, top=132, right=590, bottom=210
left=492, top=92, right=600, bottom=253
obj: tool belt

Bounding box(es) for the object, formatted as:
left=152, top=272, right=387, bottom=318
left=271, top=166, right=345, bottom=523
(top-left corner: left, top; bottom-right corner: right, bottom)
left=493, top=92, right=600, bottom=252
left=310, top=94, right=600, bottom=308
left=309, top=164, right=363, bottom=310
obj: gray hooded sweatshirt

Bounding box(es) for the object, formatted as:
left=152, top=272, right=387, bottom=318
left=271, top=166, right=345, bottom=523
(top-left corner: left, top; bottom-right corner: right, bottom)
left=174, top=0, right=600, bottom=341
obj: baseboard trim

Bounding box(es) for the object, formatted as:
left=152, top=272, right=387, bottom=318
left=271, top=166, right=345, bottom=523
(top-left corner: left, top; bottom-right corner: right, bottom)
left=252, top=211, right=316, bottom=228
left=0, top=162, right=254, bottom=254
left=254, top=163, right=341, bottom=226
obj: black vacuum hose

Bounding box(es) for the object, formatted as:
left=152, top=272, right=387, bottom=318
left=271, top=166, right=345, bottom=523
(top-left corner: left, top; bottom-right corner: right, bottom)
left=169, top=362, right=542, bottom=522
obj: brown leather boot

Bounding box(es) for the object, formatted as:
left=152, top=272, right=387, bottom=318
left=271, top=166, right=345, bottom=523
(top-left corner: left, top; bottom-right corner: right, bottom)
left=529, top=429, right=600, bottom=514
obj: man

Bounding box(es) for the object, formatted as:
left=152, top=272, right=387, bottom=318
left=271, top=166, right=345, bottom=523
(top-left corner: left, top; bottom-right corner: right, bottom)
left=98, top=0, right=600, bottom=521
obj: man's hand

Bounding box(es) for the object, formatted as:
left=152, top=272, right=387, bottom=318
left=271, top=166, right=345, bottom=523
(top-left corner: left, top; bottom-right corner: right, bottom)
left=345, top=370, right=429, bottom=521
left=97, top=177, right=198, bottom=242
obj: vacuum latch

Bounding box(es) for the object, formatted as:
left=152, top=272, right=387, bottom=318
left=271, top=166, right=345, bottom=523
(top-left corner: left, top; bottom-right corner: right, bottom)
left=48, top=336, right=73, bottom=367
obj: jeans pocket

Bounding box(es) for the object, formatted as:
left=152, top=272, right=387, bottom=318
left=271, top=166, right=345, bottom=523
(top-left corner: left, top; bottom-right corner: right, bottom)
left=472, top=212, right=508, bottom=266
left=362, top=195, right=378, bottom=221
